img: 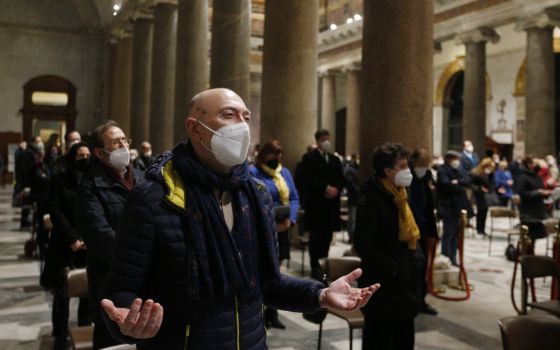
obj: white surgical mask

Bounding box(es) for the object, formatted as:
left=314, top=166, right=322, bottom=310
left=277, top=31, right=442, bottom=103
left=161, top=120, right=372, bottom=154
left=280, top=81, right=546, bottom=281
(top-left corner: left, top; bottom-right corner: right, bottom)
left=104, top=147, right=130, bottom=172
left=414, top=167, right=428, bottom=178
left=198, top=120, right=250, bottom=166
left=451, top=160, right=461, bottom=169
left=465, top=145, right=474, bottom=153
left=484, top=168, right=492, bottom=174
left=320, top=140, right=331, bottom=152
left=395, top=168, right=413, bottom=187
left=144, top=151, right=152, bottom=158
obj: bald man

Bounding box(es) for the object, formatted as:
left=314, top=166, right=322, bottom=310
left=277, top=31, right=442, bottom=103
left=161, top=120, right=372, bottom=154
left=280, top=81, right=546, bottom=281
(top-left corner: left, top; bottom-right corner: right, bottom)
left=101, top=88, right=379, bottom=349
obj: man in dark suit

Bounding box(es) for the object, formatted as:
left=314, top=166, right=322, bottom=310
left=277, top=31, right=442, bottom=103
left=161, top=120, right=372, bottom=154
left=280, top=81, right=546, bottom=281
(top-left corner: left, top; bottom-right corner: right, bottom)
left=460, top=140, right=479, bottom=172
left=301, top=129, right=344, bottom=279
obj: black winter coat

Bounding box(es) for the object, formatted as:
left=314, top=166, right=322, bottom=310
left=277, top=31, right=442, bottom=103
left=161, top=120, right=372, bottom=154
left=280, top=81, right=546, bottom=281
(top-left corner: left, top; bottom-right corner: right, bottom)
left=471, top=172, right=496, bottom=211
left=408, top=169, right=438, bottom=239
left=436, top=164, right=473, bottom=220
left=103, top=153, right=323, bottom=349
left=302, top=149, right=344, bottom=232
left=41, top=165, right=86, bottom=288
left=74, top=161, right=142, bottom=324
left=354, top=177, right=420, bottom=320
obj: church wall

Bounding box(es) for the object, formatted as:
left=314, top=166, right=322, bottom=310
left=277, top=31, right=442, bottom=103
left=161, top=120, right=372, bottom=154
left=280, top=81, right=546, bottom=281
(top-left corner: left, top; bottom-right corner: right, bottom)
left=0, top=0, right=106, bottom=137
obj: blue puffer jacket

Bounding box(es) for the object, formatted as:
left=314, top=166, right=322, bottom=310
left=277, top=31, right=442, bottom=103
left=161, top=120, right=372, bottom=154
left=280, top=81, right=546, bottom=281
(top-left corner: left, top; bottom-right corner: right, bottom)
left=103, top=152, right=324, bottom=349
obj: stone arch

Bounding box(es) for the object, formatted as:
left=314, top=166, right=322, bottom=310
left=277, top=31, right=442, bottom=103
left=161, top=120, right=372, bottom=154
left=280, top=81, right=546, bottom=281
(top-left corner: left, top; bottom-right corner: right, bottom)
left=435, top=57, right=492, bottom=106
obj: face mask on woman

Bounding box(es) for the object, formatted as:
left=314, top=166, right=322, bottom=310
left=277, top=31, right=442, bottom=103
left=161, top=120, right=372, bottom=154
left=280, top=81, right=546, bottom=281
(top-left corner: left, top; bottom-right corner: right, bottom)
left=450, top=160, right=461, bottom=169
left=394, top=168, right=413, bottom=187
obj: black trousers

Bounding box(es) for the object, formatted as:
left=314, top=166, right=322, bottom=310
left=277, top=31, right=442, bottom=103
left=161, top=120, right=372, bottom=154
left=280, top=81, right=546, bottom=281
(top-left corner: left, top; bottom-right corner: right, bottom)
left=52, top=290, right=91, bottom=349
left=362, top=316, right=415, bottom=350
left=476, top=207, right=488, bottom=234
left=309, top=229, right=333, bottom=270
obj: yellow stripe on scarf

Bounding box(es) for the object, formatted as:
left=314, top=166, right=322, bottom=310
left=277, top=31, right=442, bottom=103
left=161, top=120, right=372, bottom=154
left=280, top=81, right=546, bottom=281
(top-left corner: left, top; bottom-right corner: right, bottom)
left=261, top=164, right=290, bottom=205
left=379, top=177, right=420, bottom=250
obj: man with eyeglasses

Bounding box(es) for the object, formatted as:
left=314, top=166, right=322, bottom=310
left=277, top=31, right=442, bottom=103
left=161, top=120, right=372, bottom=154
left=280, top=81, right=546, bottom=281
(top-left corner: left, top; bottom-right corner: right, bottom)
left=75, top=120, right=143, bottom=349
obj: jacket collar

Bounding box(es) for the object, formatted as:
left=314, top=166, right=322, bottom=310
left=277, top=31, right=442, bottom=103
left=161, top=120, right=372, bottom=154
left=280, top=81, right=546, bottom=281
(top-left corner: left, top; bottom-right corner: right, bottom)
left=91, top=160, right=139, bottom=190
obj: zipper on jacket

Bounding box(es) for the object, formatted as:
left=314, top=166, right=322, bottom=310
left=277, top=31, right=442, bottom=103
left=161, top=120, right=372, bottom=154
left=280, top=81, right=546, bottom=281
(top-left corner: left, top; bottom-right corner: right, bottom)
left=183, top=324, right=190, bottom=350
left=235, top=295, right=240, bottom=350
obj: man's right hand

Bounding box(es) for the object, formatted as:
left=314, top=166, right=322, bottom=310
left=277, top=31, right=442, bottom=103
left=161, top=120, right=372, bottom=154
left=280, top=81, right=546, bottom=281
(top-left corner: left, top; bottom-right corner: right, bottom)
left=325, top=185, right=339, bottom=199
left=538, top=189, right=552, bottom=197
left=101, top=298, right=163, bottom=339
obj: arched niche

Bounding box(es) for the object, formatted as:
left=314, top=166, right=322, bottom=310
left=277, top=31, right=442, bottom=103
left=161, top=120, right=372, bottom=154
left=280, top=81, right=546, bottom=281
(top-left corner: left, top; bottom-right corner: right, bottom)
left=21, top=75, right=77, bottom=142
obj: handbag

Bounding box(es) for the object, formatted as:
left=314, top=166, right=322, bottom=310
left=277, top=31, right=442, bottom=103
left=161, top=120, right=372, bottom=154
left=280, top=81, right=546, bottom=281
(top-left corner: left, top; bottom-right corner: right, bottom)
left=483, top=192, right=500, bottom=206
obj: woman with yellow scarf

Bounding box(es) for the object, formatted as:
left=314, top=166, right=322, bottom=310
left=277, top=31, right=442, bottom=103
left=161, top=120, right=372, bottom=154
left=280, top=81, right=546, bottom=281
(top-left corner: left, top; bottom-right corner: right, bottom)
left=249, top=140, right=300, bottom=329
left=354, top=143, right=421, bottom=350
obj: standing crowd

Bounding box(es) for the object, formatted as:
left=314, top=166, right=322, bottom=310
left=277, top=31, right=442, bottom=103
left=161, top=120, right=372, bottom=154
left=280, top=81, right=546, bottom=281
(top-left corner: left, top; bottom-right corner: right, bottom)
left=9, top=88, right=559, bottom=350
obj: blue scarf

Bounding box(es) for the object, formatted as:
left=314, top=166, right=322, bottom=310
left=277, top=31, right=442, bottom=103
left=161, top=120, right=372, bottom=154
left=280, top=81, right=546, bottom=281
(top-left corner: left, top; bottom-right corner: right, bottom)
left=171, top=142, right=280, bottom=301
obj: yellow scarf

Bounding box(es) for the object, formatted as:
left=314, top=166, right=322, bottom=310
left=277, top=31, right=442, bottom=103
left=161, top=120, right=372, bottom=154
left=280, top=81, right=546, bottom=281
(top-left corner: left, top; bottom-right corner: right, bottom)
left=261, top=163, right=290, bottom=205
left=379, top=177, right=420, bottom=250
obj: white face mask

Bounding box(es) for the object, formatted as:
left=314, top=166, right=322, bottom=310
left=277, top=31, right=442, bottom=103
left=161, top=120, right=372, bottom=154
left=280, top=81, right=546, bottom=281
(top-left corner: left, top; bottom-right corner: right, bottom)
left=198, top=120, right=250, bottom=166
left=414, top=167, right=428, bottom=178
left=395, top=168, right=413, bottom=187
left=104, top=147, right=130, bottom=172
left=484, top=168, right=492, bottom=174
left=465, top=145, right=474, bottom=153
left=451, top=160, right=461, bottom=169
left=320, top=140, right=331, bottom=152
left=144, top=151, right=152, bottom=158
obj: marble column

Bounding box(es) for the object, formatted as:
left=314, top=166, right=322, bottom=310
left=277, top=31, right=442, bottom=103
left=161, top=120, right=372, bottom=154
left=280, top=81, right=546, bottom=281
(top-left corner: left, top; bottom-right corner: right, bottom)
left=345, top=66, right=361, bottom=156
left=174, top=0, right=208, bottom=144
left=320, top=71, right=336, bottom=145
left=360, top=0, right=433, bottom=179
left=210, top=0, right=250, bottom=103
left=520, top=11, right=560, bottom=157
left=260, top=0, right=318, bottom=172
left=457, top=27, right=499, bottom=157
left=109, top=35, right=133, bottom=135
left=149, top=1, right=178, bottom=155
left=130, top=13, right=153, bottom=148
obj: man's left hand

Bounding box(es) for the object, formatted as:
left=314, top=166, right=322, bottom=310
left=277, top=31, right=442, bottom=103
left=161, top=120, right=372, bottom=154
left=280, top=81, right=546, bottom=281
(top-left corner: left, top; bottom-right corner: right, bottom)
left=319, top=268, right=380, bottom=310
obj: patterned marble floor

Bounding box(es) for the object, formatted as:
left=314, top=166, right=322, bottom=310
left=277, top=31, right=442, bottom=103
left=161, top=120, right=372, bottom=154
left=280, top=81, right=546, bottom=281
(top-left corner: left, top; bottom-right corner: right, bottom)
left=0, top=185, right=554, bottom=349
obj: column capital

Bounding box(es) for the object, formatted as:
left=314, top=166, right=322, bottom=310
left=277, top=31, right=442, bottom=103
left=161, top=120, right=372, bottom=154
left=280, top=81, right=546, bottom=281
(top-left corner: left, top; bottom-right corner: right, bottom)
left=515, top=8, right=560, bottom=31
left=341, top=62, right=361, bottom=73
left=455, top=27, right=500, bottom=46
left=150, top=0, right=178, bottom=6
left=318, top=69, right=338, bottom=78
left=110, top=24, right=134, bottom=43
left=132, top=3, right=154, bottom=21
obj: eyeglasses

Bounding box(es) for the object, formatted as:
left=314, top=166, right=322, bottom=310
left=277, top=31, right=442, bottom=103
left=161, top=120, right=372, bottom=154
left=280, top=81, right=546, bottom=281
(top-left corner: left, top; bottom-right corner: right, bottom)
left=110, top=137, right=131, bottom=146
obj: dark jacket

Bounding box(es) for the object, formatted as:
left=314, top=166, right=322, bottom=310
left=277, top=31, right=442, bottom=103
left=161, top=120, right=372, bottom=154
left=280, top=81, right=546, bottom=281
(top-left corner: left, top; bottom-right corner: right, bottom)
left=517, top=167, right=547, bottom=222
left=103, top=152, right=323, bottom=349
left=42, top=163, right=87, bottom=288
left=517, top=167, right=550, bottom=239
left=460, top=151, right=479, bottom=173
left=354, top=177, right=419, bottom=320
left=408, top=168, right=438, bottom=239
left=133, top=155, right=155, bottom=171
left=301, top=149, right=344, bottom=231
left=75, top=160, right=142, bottom=325
left=436, top=163, right=473, bottom=219
left=343, top=163, right=360, bottom=207
left=471, top=172, right=497, bottom=210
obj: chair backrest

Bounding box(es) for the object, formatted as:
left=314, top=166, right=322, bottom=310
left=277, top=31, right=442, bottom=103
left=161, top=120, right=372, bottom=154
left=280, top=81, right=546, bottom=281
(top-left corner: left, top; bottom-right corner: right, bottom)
left=542, top=218, right=558, bottom=234
left=321, top=257, right=361, bottom=282
left=489, top=207, right=517, bottom=218
left=520, top=255, right=560, bottom=280
left=511, top=194, right=521, bottom=206
left=64, top=268, right=89, bottom=298
left=499, top=315, right=560, bottom=350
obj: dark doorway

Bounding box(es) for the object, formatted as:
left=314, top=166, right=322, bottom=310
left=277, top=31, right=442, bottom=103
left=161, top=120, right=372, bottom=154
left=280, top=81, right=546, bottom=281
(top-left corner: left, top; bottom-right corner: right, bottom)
left=447, top=71, right=464, bottom=151
left=335, top=108, right=347, bottom=155
left=555, top=53, right=560, bottom=156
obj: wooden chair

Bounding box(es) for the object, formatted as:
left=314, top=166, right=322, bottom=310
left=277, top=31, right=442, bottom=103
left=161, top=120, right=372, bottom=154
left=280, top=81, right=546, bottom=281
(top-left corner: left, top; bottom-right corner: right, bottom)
left=519, top=255, right=560, bottom=317
left=317, top=257, right=363, bottom=350
left=488, top=206, right=518, bottom=256
left=99, top=345, right=136, bottom=350
left=499, top=314, right=560, bottom=350
left=64, top=268, right=94, bottom=350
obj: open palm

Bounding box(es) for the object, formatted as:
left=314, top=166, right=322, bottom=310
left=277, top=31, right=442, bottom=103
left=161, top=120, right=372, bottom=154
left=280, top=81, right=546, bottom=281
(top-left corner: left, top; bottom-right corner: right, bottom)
left=320, top=268, right=380, bottom=310
left=101, top=298, right=164, bottom=339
